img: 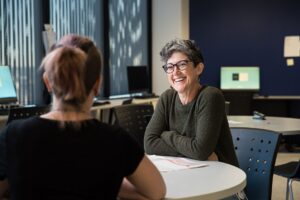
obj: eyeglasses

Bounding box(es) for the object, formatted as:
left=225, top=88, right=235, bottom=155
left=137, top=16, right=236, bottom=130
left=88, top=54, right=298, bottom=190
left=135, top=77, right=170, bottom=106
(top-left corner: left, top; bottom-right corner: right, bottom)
left=162, top=60, right=192, bottom=74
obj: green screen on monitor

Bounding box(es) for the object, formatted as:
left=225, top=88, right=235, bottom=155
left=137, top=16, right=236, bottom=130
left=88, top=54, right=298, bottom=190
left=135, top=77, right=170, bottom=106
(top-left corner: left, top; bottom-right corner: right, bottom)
left=220, top=66, right=260, bottom=91
left=0, top=65, right=17, bottom=103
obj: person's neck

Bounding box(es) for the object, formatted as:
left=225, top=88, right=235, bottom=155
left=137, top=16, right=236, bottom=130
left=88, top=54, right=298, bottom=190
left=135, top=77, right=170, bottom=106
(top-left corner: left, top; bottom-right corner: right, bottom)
left=45, top=108, right=92, bottom=121
left=41, top=102, right=92, bottom=121
left=178, top=84, right=202, bottom=105
left=42, top=94, right=95, bottom=121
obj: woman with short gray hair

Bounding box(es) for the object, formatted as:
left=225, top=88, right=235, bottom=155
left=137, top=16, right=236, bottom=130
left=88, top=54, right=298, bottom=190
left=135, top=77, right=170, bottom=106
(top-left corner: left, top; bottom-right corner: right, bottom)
left=144, top=38, right=238, bottom=167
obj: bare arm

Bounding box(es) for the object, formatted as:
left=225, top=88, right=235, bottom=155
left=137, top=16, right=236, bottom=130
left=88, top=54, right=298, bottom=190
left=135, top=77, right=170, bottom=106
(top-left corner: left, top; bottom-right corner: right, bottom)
left=118, top=155, right=166, bottom=200
left=118, top=178, right=149, bottom=200
left=0, top=179, right=8, bottom=200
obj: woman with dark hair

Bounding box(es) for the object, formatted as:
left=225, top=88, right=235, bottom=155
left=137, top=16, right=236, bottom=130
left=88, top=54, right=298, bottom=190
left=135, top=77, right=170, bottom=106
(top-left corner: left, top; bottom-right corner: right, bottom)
left=0, top=34, right=165, bottom=200
left=144, top=38, right=238, bottom=167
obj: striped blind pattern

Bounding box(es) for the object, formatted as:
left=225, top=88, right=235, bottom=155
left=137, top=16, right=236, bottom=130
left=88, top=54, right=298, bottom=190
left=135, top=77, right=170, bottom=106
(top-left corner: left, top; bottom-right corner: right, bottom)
left=50, top=0, right=102, bottom=47
left=0, top=0, right=38, bottom=105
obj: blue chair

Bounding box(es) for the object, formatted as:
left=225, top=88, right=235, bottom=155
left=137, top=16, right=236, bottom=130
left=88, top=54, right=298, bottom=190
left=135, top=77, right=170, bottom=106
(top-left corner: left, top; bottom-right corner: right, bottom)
left=274, top=160, right=300, bottom=200
left=230, top=127, right=282, bottom=200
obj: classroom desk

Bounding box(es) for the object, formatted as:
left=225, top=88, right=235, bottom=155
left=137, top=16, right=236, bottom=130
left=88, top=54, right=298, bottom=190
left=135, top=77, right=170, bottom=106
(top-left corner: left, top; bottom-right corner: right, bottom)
left=222, top=92, right=300, bottom=117
left=252, top=95, right=300, bottom=118
left=91, top=97, right=158, bottom=122
left=228, top=115, right=300, bottom=136
left=0, top=97, right=159, bottom=129
left=150, top=156, right=246, bottom=200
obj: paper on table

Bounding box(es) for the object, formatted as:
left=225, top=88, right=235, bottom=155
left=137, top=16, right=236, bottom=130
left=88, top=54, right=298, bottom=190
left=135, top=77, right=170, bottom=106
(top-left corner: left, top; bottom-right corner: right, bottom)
left=228, top=120, right=243, bottom=124
left=148, top=155, right=208, bottom=172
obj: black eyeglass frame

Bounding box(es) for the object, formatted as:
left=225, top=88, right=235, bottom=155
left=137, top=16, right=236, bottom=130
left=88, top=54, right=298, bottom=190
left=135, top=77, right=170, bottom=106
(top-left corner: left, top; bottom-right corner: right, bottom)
left=162, top=59, right=193, bottom=74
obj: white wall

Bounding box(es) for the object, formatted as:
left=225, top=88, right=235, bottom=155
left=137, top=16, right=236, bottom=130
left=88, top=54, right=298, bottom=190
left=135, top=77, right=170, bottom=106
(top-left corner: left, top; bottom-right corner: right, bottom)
left=152, top=0, right=189, bottom=95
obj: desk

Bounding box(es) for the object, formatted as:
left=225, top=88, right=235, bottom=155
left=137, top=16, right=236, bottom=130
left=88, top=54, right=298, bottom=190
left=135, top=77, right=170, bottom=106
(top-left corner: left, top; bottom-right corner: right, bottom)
left=253, top=96, right=300, bottom=118
left=228, top=115, right=300, bottom=136
left=91, top=97, right=158, bottom=110
left=92, top=97, right=158, bottom=122
left=150, top=156, right=246, bottom=200
left=223, top=91, right=300, bottom=117
left=0, top=97, right=159, bottom=128
left=253, top=95, right=300, bottom=100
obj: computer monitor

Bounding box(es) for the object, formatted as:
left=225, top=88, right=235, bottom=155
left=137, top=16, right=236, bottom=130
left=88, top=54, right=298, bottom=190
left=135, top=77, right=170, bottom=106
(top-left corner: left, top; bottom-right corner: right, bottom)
left=220, top=66, right=260, bottom=91
left=127, top=66, right=150, bottom=95
left=0, top=65, right=18, bottom=103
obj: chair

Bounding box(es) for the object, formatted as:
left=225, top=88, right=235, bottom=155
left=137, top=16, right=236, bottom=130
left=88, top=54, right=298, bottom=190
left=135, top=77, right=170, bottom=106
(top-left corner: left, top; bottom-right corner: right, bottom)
left=273, top=160, right=300, bottom=200
left=6, top=105, right=50, bottom=124
left=99, top=107, right=114, bottom=124
left=230, top=127, right=282, bottom=200
left=112, top=103, right=154, bottom=149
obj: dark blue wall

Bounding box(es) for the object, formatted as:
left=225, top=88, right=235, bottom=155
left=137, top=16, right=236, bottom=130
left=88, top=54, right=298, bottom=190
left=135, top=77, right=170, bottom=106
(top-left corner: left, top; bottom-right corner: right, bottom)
left=190, top=0, right=300, bottom=96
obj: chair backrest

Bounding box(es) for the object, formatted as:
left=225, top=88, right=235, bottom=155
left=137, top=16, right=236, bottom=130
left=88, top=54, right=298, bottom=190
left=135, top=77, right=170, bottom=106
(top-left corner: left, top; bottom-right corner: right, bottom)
left=112, top=103, right=154, bottom=149
left=293, top=160, right=300, bottom=178
left=6, top=105, right=50, bottom=124
left=230, top=127, right=281, bottom=200
left=99, top=107, right=114, bottom=124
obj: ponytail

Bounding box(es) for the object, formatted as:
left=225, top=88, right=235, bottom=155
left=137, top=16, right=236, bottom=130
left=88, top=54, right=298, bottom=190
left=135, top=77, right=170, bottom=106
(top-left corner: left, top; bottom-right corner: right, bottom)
left=41, top=46, right=88, bottom=106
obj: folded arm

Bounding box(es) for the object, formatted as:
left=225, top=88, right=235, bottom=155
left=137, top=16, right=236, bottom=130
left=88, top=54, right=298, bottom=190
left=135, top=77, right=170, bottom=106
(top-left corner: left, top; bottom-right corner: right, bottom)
left=161, top=92, right=225, bottom=160
left=144, top=98, right=181, bottom=156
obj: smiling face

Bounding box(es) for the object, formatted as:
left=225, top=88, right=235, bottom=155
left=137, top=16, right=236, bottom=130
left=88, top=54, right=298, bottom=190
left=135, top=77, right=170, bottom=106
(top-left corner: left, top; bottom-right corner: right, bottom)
left=166, top=52, right=204, bottom=95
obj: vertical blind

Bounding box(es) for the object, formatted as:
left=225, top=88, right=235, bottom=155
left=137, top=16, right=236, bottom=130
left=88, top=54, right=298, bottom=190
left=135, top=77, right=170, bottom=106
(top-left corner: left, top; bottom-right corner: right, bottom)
left=0, top=0, right=40, bottom=105
left=1, top=0, right=150, bottom=102
left=50, top=0, right=103, bottom=51
left=109, top=0, right=149, bottom=96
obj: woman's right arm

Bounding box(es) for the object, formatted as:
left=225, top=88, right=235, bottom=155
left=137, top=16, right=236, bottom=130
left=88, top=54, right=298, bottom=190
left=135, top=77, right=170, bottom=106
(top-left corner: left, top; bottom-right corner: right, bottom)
left=119, top=155, right=166, bottom=200
left=144, top=96, right=180, bottom=156
left=0, top=180, right=8, bottom=200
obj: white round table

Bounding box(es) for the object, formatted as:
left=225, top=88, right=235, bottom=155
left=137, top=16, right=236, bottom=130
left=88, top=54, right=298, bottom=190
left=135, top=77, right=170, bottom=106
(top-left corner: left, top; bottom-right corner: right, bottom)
left=150, top=156, right=246, bottom=200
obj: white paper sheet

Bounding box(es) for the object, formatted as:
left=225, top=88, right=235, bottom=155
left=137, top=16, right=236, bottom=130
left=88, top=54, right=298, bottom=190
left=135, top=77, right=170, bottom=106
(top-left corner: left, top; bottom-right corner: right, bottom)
left=284, top=36, right=300, bottom=57
left=148, top=155, right=208, bottom=172
left=228, top=120, right=243, bottom=124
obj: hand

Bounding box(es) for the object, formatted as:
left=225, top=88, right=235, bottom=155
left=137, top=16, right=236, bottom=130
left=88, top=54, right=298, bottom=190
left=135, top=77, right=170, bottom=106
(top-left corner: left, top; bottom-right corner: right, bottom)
left=207, top=152, right=219, bottom=161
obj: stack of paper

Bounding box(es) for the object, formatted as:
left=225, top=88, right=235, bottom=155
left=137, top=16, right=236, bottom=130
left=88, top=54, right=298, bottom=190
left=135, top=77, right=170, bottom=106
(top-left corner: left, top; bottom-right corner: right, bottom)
left=148, top=155, right=208, bottom=172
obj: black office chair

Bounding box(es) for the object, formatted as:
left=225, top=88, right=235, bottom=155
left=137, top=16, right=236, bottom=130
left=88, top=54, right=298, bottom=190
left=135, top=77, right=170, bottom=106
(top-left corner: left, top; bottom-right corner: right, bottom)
left=230, top=127, right=282, bottom=200
left=112, top=103, right=154, bottom=149
left=99, top=107, right=114, bottom=124
left=273, top=160, right=300, bottom=200
left=6, top=105, right=50, bottom=124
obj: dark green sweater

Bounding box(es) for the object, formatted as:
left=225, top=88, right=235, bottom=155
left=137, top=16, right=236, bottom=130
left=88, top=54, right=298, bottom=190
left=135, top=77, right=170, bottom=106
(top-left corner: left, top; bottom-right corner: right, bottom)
left=144, top=86, right=238, bottom=166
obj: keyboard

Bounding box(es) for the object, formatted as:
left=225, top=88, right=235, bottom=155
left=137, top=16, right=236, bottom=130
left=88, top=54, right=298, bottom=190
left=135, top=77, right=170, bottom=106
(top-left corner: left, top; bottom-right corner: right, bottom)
left=0, top=104, right=20, bottom=115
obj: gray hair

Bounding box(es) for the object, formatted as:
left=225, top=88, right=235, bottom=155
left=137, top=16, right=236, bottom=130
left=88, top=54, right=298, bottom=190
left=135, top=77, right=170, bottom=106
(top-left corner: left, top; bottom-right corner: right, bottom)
left=160, top=38, right=204, bottom=66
